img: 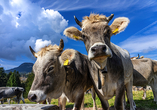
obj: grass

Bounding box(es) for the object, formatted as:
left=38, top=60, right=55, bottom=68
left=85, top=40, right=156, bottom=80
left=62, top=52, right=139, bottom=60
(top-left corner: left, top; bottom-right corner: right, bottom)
left=4, top=90, right=157, bottom=109
left=131, top=90, right=157, bottom=109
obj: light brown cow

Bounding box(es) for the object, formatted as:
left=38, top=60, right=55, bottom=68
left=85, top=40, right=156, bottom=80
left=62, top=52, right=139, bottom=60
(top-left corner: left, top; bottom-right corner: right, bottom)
left=131, top=55, right=148, bottom=100
left=131, top=54, right=140, bottom=60
left=28, top=39, right=108, bottom=110
left=64, top=14, right=136, bottom=110
left=131, top=54, right=144, bottom=60
left=132, top=58, right=157, bottom=103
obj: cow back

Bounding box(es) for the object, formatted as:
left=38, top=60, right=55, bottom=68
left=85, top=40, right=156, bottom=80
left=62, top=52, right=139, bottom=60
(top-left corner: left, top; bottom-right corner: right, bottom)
left=132, top=58, right=153, bottom=86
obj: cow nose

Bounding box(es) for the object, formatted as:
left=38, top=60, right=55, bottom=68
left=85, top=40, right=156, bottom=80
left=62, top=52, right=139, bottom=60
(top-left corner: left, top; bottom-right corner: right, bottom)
left=91, top=45, right=107, bottom=54
left=28, top=94, right=37, bottom=102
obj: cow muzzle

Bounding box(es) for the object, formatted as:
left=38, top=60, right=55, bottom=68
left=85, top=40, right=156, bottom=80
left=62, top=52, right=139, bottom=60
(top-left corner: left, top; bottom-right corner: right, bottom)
left=88, top=42, right=112, bottom=63
left=28, top=90, right=47, bottom=103
left=28, top=94, right=37, bottom=102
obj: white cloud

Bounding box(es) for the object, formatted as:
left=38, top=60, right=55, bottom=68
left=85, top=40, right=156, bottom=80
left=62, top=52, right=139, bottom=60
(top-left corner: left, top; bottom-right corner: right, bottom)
left=35, top=39, right=51, bottom=52
left=0, top=0, right=68, bottom=60
left=120, top=34, right=157, bottom=53
left=119, top=21, right=157, bottom=55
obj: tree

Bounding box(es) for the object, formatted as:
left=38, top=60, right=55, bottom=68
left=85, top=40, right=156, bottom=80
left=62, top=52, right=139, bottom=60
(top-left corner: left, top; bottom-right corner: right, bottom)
left=15, top=71, right=22, bottom=87
left=23, top=72, right=34, bottom=98
left=6, top=72, right=17, bottom=87
left=7, top=71, right=12, bottom=80
left=0, top=67, right=7, bottom=87
left=6, top=70, right=22, bottom=87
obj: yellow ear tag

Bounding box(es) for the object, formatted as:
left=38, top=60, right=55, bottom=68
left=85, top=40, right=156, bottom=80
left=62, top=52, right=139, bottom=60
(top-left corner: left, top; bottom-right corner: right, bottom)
left=73, top=35, right=80, bottom=40
left=64, top=59, right=69, bottom=66
left=112, top=28, right=119, bottom=34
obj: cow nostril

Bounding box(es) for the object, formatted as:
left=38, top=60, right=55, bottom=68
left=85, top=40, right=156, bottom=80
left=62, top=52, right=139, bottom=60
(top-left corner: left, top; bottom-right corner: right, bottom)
left=102, top=46, right=106, bottom=51
left=91, top=47, right=96, bottom=53
left=29, top=94, right=37, bottom=102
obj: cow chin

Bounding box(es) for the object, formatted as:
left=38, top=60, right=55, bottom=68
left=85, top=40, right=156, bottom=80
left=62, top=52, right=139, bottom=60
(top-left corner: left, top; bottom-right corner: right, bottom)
left=46, top=85, right=64, bottom=99
left=92, top=56, right=108, bottom=69
left=47, top=91, right=62, bottom=99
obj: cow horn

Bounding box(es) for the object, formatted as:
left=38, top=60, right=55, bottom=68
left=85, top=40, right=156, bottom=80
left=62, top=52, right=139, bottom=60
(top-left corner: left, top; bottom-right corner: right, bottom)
left=29, top=46, right=37, bottom=58
left=107, top=14, right=114, bottom=22
left=59, top=39, right=64, bottom=51
left=74, top=16, right=82, bottom=27
left=137, top=54, right=140, bottom=59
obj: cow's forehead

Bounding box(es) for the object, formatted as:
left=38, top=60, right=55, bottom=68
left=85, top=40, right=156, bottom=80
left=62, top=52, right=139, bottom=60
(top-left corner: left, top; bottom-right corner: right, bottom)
left=34, top=44, right=61, bottom=67
left=38, top=51, right=55, bottom=62
left=33, top=51, right=58, bottom=72
left=82, top=22, right=109, bottom=32
left=82, top=14, right=108, bottom=29
left=36, top=45, right=59, bottom=57
left=82, top=14, right=108, bottom=24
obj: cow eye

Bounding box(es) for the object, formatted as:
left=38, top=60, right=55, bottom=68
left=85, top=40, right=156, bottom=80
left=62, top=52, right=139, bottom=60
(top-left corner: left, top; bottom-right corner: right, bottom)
left=82, top=35, right=86, bottom=39
left=48, top=66, right=54, bottom=72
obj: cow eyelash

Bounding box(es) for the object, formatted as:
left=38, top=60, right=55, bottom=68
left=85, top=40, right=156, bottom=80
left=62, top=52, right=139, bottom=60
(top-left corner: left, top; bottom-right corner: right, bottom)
left=48, top=65, right=54, bottom=73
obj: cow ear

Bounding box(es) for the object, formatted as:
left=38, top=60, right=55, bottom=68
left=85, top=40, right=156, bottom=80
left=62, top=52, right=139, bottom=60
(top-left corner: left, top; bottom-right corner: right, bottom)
left=12, top=87, right=18, bottom=91
left=59, top=49, right=76, bottom=66
left=110, top=17, right=130, bottom=35
left=64, top=27, right=83, bottom=41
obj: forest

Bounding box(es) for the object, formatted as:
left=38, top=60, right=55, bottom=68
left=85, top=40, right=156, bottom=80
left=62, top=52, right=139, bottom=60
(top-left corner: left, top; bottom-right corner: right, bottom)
left=0, top=67, right=34, bottom=98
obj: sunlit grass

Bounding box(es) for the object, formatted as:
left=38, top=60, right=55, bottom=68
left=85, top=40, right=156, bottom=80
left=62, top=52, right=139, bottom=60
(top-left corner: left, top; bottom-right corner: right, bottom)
left=3, top=90, right=157, bottom=109
left=130, top=90, right=156, bottom=109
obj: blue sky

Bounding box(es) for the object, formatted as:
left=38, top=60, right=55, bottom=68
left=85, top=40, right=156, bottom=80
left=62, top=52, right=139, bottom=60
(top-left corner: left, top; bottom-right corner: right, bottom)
left=0, top=0, right=157, bottom=70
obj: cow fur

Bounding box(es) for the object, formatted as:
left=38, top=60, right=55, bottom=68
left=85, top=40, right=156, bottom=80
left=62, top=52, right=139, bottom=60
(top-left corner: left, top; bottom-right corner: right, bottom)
left=64, top=13, right=135, bottom=110
left=28, top=40, right=108, bottom=110
left=7, top=93, right=25, bottom=104
left=132, top=58, right=157, bottom=103
left=0, top=87, right=24, bottom=104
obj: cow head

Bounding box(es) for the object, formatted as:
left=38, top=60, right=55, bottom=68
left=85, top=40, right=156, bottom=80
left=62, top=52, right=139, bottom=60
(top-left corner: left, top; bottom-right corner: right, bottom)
left=28, top=39, right=78, bottom=103
left=64, top=14, right=129, bottom=69
left=13, top=87, right=24, bottom=97
left=12, top=87, right=24, bottom=92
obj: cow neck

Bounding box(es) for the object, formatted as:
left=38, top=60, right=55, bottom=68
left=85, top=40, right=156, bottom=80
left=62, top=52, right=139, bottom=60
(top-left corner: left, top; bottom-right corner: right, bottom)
left=64, top=66, right=72, bottom=83
left=106, top=44, right=124, bottom=77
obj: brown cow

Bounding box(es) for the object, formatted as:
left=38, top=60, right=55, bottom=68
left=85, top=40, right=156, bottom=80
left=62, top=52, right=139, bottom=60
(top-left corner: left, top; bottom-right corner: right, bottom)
left=64, top=14, right=136, bottom=110
left=131, top=54, right=144, bottom=60
left=131, top=54, right=140, bottom=60
left=132, top=58, right=157, bottom=103
left=28, top=39, right=108, bottom=110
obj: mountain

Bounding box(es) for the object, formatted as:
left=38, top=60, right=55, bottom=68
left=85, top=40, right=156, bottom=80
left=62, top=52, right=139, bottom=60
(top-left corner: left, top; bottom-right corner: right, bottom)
left=5, top=63, right=33, bottom=74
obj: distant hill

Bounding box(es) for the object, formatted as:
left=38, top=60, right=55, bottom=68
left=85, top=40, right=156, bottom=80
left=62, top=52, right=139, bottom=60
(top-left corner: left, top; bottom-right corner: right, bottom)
left=5, top=63, right=33, bottom=74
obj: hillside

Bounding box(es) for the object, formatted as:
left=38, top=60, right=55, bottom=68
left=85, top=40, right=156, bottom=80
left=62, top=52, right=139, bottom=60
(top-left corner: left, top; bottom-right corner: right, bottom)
left=5, top=63, right=33, bottom=74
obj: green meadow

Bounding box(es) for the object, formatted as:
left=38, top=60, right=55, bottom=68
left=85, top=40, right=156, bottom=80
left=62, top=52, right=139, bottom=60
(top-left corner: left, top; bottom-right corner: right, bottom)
left=4, top=90, right=157, bottom=109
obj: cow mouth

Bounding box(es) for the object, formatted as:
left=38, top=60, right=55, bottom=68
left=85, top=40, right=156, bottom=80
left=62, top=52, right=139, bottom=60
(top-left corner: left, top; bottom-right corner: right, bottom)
left=91, top=54, right=111, bottom=62
left=93, top=56, right=107, bottom=61
left=91, top=55, right=110, bottom=69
